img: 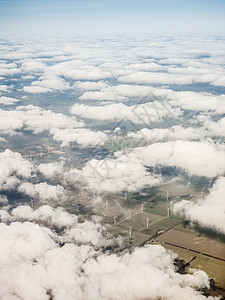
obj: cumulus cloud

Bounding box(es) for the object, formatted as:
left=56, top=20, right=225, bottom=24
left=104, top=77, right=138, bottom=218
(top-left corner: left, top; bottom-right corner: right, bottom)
left=79, top=156, right=162, bottom=193
left=126, top=140, right=225, bottom=178
left=0, top=204, right=215, bottom=300
left=37, top=162, right=64, bottom=179
left=128, top=126, right=205, bottom=143
left=0, top=111, right=23, bottom=135
left=172, top=177, right=225, bottom=234
left=0, top=105, right=82, bottom=135
left=70, top=101, right=181, bottom=125
left=0, top=96, right=20, bottom=105
left=118, top=71, right=195, bottom=85
left=204, top=117, right=225, bottom=137
left=11, top=205, right=77, bottom=229
left=74, top=80, right=109, bottom=91
left=78, top=84, right=172, bottom=101
left=23, top=74, right=71, bottom=93
left=50, top=128, right=108, bottom=147
left=23, top=85, right=52, bottom=93
left=21, top=60, right=47, bottom=73
left=19, top=182, right=67, bottom=203
left=0, top=84, right=12, bottom=92
left=168, top=91, right=225, bottom=114
left=0, top=149, right=33, bottom=190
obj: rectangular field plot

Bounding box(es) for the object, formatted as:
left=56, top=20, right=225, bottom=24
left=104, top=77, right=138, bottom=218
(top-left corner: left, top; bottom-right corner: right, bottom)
left=158, top=229, right=225, bottom=260
left=163, top=243, right=225, bottom=289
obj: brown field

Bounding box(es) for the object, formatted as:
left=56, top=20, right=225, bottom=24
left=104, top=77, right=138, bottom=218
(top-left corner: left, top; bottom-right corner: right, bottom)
left=158, top=229, right=225, bottom=260
left=163, top=243, right=225, bottom=289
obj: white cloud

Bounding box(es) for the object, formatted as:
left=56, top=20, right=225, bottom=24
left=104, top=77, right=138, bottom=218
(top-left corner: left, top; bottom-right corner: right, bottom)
left=50, top=128, right=108, bottom=147
left=37, top=162, right=64, bottom=179
left=0, top=149, right=33, bottom=190
left=126, top=140, right=225, bottom=178
left=0, top=105, right=83, bottom=135
left=12, top=205, right=77, bottom=229
left=23, top=85, right=52, bottom=93
left=19, top=182, right=67, bottom=203
left=0, top=85, right=12, bottom=92
left=50, top=60, right=112, bottom=80
left=70, top=101, right=181, bottom=124
left=0, top=110, right=23, bottom=134
left=0, top=206, right=214, bottom=300
left=118, top=71, right=195, bottom=85
left=23, top=74, right=71, bottom=93
left=128, top=126, right=205, bottom=143
left=78, top=84, right=172, bottom=101
left=74, top=80, right=109, bottom=90
left=211, top=76, right=225, bottom=87
left=0, top=96, right=20, bottom=105
left=168, top=91, right=225, bottom=114
left=172, top=177, right=225, bottom=234
left=80, top=157, right=162, bottom=193
left=21, top=60, right=47, bottom=73
left=203, top=117, right=225, bottom=138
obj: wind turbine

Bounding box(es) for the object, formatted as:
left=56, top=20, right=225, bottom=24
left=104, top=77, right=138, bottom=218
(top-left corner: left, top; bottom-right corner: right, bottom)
left=167, top=206, right=170, bottom=218
left=114, top=216, right=117, bottom=225
left=124, top=191, right=127, bottom=201
left=146, top=217, right=150, bottom=228
left=166, top=191, right=169, bottom=202
left=141, top=203, right=144, bottom=213
left=128, top=226, right=133, bottom=237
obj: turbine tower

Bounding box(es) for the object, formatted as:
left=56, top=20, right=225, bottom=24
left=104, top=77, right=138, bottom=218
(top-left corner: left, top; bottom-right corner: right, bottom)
left=167, top=206, right=170, bottom=218
left=146, top=217, right=150, bottom=228
left=128, top=226, right=133, bottom=237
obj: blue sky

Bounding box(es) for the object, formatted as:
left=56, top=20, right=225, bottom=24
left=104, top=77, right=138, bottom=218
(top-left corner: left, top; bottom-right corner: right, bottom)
left=0, top=0, right=225, bottom=37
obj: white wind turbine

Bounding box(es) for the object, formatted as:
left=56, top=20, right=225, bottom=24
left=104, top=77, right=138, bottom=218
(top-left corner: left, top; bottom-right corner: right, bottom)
left=128, top=226, right=133, bottom=237
left=167, top=206, right=170, bottom=218
left=146, top=217, right=150, bottom=228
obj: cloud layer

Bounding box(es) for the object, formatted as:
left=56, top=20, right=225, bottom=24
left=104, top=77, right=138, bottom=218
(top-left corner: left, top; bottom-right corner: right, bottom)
left=172, top=177, right=225, bottom=234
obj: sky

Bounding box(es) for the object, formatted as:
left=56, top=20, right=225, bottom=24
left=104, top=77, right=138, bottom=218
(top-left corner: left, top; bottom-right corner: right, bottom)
left=0, top=0, right=225, bottom=37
